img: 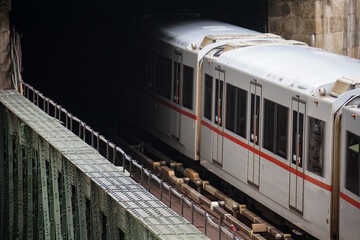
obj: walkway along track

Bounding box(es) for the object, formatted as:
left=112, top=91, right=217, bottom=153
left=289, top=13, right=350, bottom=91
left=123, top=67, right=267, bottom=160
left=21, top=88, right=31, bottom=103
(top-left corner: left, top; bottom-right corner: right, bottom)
left=17, top=80, right=293, bottom=240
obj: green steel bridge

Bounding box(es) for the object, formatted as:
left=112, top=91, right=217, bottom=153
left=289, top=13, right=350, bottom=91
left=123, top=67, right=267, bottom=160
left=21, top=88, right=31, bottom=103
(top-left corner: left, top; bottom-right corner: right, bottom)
left=0, top=87, right=209, bottom=240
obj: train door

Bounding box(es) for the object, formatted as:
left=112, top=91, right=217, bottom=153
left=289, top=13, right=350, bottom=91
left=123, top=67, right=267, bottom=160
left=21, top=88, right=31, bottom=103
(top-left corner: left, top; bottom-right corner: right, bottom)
left=171, top=50, right=182, bottom=140
left=289, top=96, right=306, bottom=213
left=212, top=68, right=225, bottom=167
left=247, top=80, right=262, bottom=187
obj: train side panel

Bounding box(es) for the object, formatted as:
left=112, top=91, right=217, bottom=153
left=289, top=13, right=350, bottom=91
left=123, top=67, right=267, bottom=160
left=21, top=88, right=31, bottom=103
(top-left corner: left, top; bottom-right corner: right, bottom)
left=340, top=104, right=360, bottom=239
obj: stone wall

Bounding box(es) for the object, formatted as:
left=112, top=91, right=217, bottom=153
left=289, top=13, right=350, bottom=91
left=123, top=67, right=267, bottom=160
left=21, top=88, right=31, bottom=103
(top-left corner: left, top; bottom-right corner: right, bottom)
left=343, top=0, right=360, bottom=58
left=268, top=0, right=360, bottom=59
left=0, top=0, right=11, bottom=89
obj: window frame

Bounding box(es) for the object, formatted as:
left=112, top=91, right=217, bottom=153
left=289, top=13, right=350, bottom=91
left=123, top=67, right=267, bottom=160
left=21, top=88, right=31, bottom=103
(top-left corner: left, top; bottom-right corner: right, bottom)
left=263, top=98, right=289, bottom=160
left=292, top=110, right=304, bottom=167
left=173, top=61, right=181, bottom=104
left=250, top=93, right=260, bottom=145
left=145, top=51, right=155, bottom=91
left=345, top=131, right=360, bottom=196
left=225, top=83, right=247, bottom=138
left=307, top=116, right=325, bottom=177
left=214, top=78, right=224, bottom=126
left=155, top=54, right=172, bottom=100
left=182, top=64, right=194, bottom=110
left=204, top=74, right=213, bottom=121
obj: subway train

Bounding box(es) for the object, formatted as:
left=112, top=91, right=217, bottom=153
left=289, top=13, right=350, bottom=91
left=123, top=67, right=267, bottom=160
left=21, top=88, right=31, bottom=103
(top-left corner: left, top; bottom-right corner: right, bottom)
left=127, top=14, right=360, bottom=239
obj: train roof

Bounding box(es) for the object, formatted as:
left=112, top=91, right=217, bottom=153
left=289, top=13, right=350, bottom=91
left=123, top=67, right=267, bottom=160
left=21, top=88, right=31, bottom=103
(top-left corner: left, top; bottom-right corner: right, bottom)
left=217, top=44, right=360, bottom=96
left=142, top=15, right=258, bottom=50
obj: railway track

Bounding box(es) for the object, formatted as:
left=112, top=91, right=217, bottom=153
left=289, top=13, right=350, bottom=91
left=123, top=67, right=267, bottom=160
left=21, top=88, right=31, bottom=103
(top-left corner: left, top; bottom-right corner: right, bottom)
left=104, top=123, right=295, bottom=240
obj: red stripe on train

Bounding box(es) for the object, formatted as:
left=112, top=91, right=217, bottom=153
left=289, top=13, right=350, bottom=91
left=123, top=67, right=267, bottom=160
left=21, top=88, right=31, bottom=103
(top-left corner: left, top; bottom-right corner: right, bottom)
left=148, top=93, right=198, bottom=120
left=145, top=92, right=332, bottom=192
left=201, top=120, right=332, bottom=192
left=340, top=192, right=360, bottom=209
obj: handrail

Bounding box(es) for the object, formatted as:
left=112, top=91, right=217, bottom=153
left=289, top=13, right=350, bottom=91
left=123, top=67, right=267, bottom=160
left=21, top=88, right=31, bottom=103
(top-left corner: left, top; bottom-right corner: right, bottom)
left=18, top=80, right=243, bottom=240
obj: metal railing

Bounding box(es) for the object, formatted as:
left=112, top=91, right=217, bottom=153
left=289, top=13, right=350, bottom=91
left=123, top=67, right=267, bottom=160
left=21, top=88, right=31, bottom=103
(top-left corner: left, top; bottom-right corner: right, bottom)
left=19, top=80, right=242, bottom=240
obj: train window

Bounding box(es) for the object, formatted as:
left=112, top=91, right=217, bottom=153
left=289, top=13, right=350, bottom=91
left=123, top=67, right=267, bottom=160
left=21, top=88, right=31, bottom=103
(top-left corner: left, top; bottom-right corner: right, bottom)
left=182, top=65, right=193, bottom=110
left=292, top=111, right=304, bottom=167
left=146, top=51, right=155, bottom=90
left=155, top=55, right=161, bottom=94
left=155, top=55, right=171, bottom=99
left=226, top=83, right=247, bottom=138
left=263, top=100, right=275, bottom=151
left=137, top=48, right=146, bottom=85
left=307, top=117, right=324, bottom=176
left=226, top=84, right=236, bottom=132
left=204, top=74, right=213, bottom=120
left=345, top=131, right=360, bottom=196
left=237, top=88, right=247, bottom=138
left=250, top=94, right=260, bottom=144
left=173, top=62, right=181, bottom=104
left=163, top=58, right=172, bottom=99
left=277, top=104, right=288, bottom=158
left=214, top=79, right=224, bottom=126
left=263, top=99, right=288, bottom=159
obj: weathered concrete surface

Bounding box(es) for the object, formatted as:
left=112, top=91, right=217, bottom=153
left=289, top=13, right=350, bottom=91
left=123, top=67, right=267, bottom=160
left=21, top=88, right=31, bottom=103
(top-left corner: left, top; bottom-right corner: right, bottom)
left=269, top=0, right=360, bottom=59
left=0, top=0, right=11, bottom=89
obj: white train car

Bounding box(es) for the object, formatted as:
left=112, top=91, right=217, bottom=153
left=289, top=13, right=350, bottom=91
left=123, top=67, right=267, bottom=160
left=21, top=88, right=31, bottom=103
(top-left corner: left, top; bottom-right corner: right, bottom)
left=131, top=14, right=360, bottom=239
left=200, top=40, right=360, bottom=240
left=133, top=14, right=259, bottom=160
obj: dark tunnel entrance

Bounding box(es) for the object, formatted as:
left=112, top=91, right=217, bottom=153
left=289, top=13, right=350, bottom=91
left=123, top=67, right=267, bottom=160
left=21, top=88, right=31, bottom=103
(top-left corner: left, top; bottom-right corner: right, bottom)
left=10, top=0, right=268, bottom=132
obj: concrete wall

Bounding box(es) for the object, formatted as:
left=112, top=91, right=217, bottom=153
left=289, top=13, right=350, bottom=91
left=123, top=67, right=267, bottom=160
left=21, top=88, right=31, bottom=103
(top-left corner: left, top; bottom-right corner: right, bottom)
left=268, top=0, right=360, bottom=59
left=0, top=0, right=11, bottom=89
